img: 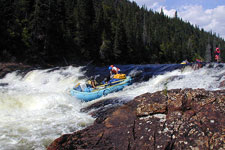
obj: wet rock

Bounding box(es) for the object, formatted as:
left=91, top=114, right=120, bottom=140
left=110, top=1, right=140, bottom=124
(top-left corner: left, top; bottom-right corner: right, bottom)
left=47, top=89, right=225, bottom=150
left=81, top=98, right=128, bottom=123
left=219, top=80, right=225, bottom=88
left=0, top=63, right=31, bottom=78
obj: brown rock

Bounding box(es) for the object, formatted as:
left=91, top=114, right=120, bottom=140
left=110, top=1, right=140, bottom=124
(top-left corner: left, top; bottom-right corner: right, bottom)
left=136, top=92, right=167, bottom=116
left=219, top=80, right=225, bottom=87
left=47, top=89, right=225, bottom=150
left=0, top=63, right=31, bottom=78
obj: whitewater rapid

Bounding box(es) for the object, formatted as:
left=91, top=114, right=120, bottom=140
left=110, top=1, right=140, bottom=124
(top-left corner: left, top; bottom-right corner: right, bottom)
left=0, top=63, right=224, bottom=150
left=0, top=66, right=94, bottom=150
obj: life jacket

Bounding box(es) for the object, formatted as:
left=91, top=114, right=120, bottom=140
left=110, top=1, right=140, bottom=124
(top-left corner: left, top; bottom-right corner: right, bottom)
left=111, top=66, right=120, bottom=74
left=87, top=80, right=97, bottom=86
left=196, top=59, right=201, bottom=63
left=215, top=49, right=220, bottom=55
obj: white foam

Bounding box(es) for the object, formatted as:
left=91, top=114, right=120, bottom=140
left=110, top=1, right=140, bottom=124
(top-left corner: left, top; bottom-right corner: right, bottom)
left=0, top=63, right=224, bottom=149
left=0, top=66, right=94, bottom=150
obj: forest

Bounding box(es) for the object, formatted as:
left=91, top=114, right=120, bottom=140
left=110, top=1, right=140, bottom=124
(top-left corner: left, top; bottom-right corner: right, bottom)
left=0, top=0, right=225, bottom=66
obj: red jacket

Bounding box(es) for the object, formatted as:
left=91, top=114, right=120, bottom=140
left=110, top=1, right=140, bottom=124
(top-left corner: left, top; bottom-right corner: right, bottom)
left=214, top=49, right=220, bottom=55
left=111, top=66, right=120, bottom=74
left=214, top=50, right=220, bottom=55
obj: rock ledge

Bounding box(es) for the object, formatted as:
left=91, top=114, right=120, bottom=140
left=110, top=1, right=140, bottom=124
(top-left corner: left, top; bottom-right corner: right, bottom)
left=48, top=89, right=225, bottom=150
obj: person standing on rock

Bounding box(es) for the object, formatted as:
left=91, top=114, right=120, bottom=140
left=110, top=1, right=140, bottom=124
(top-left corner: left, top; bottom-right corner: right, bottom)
left=214, top=47, right=221, bottom=63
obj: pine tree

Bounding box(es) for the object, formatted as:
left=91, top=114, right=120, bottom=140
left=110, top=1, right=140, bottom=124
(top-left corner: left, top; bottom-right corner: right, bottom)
left=0, top=0, right=225, bottom=65
left=99, top=30, right=112, bottom=63
left=205, top=40, right=212, bottom=62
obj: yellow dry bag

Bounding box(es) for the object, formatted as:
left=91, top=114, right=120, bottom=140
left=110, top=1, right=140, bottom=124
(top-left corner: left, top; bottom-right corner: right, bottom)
left=113, top=74, right=126, bottom=79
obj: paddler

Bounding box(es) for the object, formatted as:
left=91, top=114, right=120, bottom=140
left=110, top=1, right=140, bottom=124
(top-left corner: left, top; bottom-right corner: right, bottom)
left=108, top=65, right=120, bottom=78
left=87, top=76, right=96, bottom=88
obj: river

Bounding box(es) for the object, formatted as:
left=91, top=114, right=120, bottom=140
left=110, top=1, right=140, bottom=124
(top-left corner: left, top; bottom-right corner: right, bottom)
left=0, top=63, right=224, bottom=150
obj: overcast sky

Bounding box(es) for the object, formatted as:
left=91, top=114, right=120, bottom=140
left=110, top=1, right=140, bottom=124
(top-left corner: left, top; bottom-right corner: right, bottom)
left=130, top=0, right=225, bottom=39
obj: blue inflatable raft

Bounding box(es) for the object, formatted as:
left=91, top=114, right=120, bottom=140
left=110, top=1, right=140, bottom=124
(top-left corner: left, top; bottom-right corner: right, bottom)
left=70, top=76, right=132, bottom=102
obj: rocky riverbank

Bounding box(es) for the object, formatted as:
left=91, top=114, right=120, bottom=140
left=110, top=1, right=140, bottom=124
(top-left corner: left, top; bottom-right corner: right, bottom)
left=0, top=63, right=32, bottom=78
left=0, top=62, right=63, bottom=79
left=47, top=89, right=224, bottom=150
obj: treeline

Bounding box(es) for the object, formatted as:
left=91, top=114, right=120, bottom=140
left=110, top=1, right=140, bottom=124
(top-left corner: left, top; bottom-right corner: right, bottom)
left=0, top=0, right=225, bottom=65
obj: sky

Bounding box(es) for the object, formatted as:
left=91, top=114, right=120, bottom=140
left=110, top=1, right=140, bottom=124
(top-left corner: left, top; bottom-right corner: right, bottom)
left=130, top=0, right=225, bottom=39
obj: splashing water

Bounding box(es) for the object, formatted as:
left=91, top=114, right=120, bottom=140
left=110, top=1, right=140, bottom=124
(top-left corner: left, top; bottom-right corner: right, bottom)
left=0, top=63, right=224, bottom=149
left=0, top=66, right=94, bottom=150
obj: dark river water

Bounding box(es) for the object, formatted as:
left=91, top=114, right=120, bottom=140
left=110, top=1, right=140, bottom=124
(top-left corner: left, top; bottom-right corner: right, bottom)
left=0, top=63, right=224, bottom=150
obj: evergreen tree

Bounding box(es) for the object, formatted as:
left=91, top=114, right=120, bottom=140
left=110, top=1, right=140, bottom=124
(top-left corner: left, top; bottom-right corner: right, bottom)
left=99, top=30, right=112, bottom=63
left=0, top=0, right=225, bottom=65
left=205, top=41, right=212, bottom=62
left=74, top=0, right=95, bottom=60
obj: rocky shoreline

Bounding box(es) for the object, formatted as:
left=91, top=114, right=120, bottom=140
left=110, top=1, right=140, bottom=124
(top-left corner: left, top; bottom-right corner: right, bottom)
left=0, top=62, right=67, bottom=79
left=0, top=63, right=32, bottom=78
left=47, top=89, right=224, bottom=150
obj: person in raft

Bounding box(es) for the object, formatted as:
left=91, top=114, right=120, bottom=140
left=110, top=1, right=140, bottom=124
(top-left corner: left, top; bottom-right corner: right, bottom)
left=181, top=59, right=189, bottom=64
left=214, top=47, right=221, bottom=62
left=193, top=58, right=203, bottom=70
left=108, top=65, right=120, bottom=78
left=87, top=76, right=96, bottom=88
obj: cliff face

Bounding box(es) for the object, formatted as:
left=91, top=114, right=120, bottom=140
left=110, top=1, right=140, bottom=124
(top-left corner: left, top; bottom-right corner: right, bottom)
left=48, top=89, right=225, bottom=150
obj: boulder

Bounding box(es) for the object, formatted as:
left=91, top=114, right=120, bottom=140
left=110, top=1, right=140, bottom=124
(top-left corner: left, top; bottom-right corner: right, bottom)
left=48, top=89, right=225, bottom=150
